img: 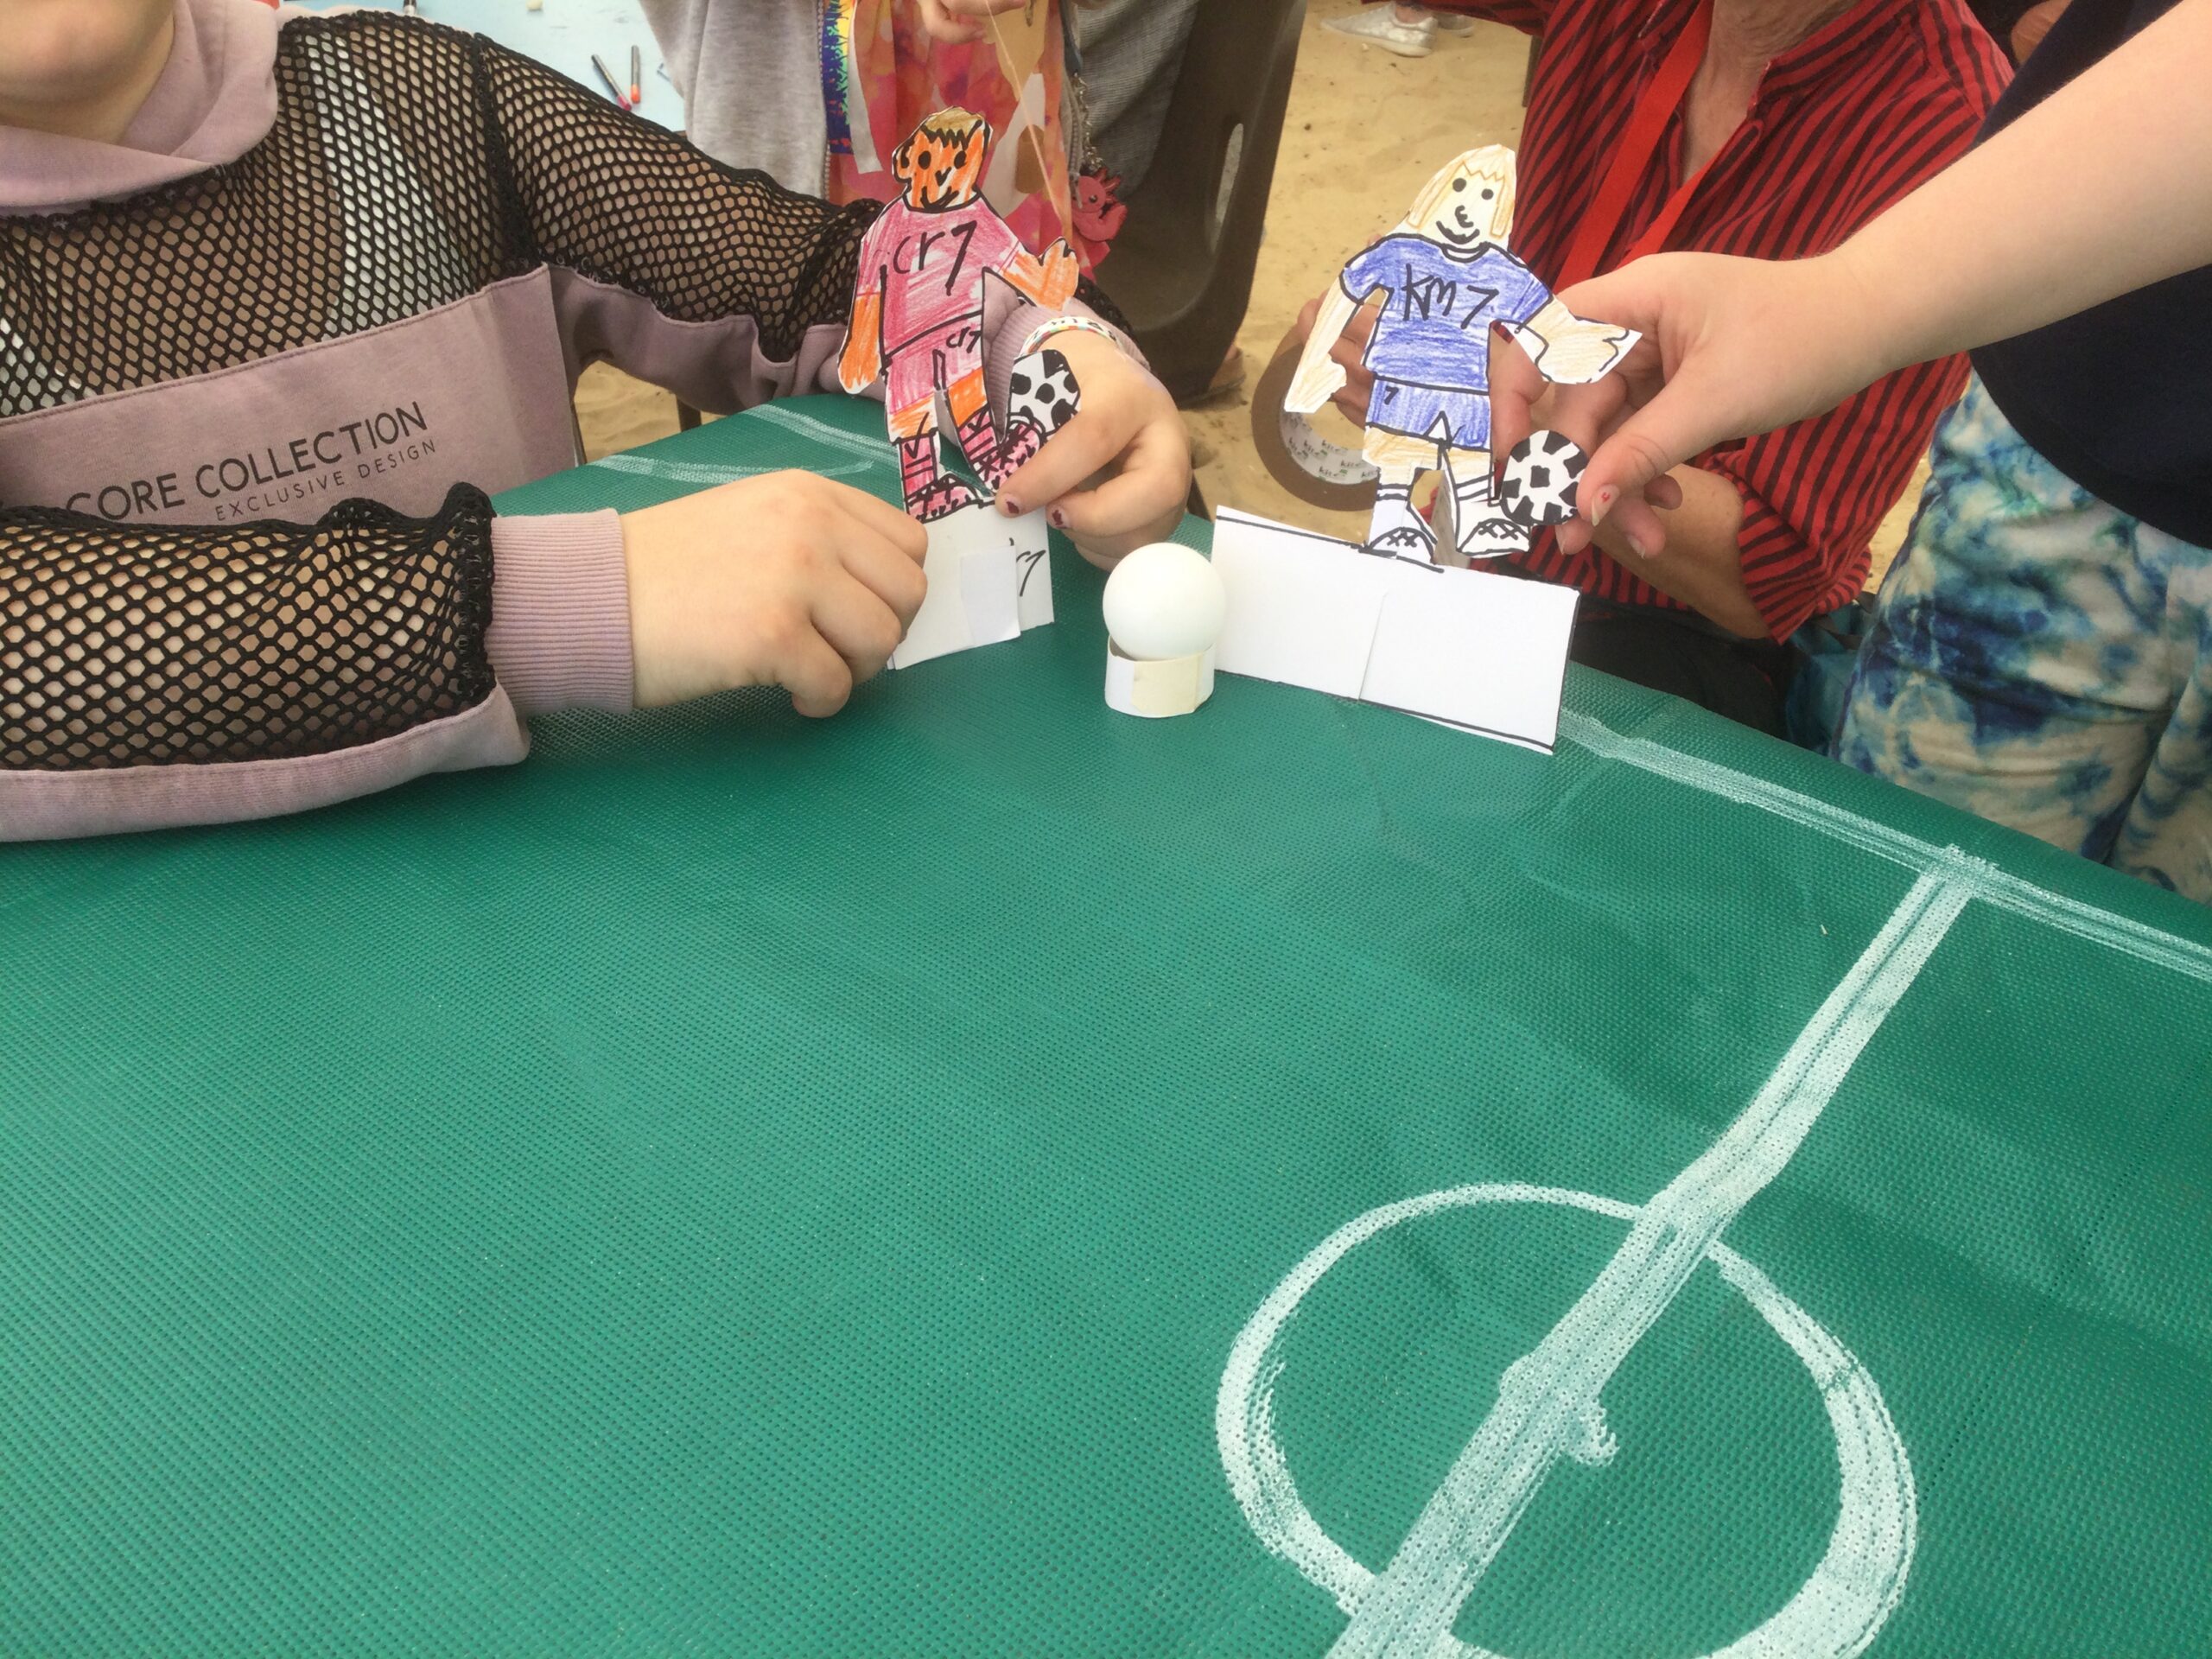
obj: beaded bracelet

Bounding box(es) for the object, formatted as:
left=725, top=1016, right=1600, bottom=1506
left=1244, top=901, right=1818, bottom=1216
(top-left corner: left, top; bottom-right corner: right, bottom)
left=1014, top=315, right=1128, bottom=363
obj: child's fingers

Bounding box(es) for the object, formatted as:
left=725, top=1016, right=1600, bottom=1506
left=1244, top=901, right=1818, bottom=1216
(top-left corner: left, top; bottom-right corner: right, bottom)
left=820, top=478, right=928, bottom=563
left=1052, top=484, right=1179, bottom=569
left=991, top=335, right=1184, bottom=550
left=1554, top=481, right=1669, bottom=559
left=1326, top=340, right=1373, bottom=399
left=1604, top=492, right=1673, bottom=560
left=1571, top=407, right=1700, bottom=556
left=778, top=626, right=858, bottom=718
left=995, top=411, right=1126, bottom=520
left=809, top=573, right=909, bottom=686
left=1047, top=436, right=1184, bottom=539
left=829, top=509, right=929, bottom=629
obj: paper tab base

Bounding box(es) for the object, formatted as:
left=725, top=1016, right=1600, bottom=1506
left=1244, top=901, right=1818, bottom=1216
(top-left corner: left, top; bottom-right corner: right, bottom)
left=889, top=502, right=1053, bottom=671
left=1104, top=643, right=1216, bottom=719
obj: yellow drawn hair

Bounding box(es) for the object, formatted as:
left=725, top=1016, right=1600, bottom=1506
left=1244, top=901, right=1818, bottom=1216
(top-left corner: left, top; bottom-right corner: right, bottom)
left=1402, top=144, right=1517, bottom=244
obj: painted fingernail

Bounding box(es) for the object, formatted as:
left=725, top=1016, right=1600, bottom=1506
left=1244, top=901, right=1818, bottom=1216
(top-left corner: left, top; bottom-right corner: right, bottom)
left=999, top=495, right=1021, bottom=517
left=1588, top=486, right=1618, bottom=526
left=1048, top=507, right=1069, bottom=529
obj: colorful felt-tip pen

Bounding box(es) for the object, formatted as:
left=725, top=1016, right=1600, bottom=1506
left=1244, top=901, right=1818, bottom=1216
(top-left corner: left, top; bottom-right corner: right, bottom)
left=630, top=46, right=643, bottom=105
left=591, top=54, right=633, bottom=112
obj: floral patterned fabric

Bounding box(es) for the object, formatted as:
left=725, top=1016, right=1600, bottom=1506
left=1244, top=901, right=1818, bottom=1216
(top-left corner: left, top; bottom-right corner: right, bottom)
left=824, top=0, right=1085, bottom=268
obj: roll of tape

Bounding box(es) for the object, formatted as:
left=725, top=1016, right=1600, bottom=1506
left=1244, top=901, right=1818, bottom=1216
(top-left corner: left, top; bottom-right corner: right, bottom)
left=1249, top=344, right=1381, bottom=514
left=1104, top=642, right=1217, bottom=719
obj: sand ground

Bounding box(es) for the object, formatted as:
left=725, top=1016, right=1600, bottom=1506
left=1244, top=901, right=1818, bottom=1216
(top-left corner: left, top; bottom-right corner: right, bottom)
left=576, top=0, right=1922, bottom=580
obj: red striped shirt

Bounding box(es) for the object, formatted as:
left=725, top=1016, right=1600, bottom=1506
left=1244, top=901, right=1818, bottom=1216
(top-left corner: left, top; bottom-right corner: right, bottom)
left=1432, top=0, right=2011, bottom=636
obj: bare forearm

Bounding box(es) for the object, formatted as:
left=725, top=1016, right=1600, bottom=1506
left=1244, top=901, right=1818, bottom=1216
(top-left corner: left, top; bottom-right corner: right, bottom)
left=1831, top=0, right=2212, bottom=377
left=1588, top=466, right=1763, bottom=636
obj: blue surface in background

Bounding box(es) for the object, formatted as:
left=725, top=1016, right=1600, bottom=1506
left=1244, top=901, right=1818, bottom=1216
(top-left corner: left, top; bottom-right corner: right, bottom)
left=296, top=0, right=672, bottom=128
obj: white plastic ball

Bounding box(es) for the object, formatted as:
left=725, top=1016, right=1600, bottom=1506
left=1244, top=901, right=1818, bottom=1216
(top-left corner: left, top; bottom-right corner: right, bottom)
left=1101, top=543, right=1227, bottom=661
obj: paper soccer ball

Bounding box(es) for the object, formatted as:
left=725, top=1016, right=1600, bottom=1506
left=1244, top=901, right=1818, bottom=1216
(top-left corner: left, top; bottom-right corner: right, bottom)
left=1007, top=347, right=1082, bottom=437
left=1499, top=429, right=1589, bottom=528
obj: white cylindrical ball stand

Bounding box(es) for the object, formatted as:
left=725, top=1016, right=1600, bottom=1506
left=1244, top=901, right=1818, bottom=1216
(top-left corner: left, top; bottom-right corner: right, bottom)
left=1101, top=543, right=1227, bottom=720
left=1104, top=641, right=1217, bottom=718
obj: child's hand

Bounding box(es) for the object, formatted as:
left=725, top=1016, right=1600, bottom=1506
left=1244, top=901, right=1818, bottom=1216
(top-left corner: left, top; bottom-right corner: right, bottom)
left=622, top=473, right=928, bottom=715
left=994, top=329, right=1192, bottom=569
left=916, top=0, right=1027, bottom=44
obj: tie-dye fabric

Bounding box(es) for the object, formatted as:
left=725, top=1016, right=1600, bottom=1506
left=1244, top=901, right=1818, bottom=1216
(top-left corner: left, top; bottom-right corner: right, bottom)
left=1840, top=374, right=2212, bottom=901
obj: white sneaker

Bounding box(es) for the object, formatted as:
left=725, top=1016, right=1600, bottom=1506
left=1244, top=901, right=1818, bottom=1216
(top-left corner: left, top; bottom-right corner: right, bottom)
left=1399, top=3, right=1476, bottom=29
left=1456, top=513, right=1532, bottom=560
left=1363, top=489, right=1440, bottom=562
left=1323, top=6, right=1437, bottom=57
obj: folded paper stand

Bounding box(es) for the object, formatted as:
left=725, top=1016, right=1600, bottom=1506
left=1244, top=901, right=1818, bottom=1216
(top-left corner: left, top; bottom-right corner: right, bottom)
left=1210, top=509, right=1579, bottom=753
left=887, top=503, right=1054, bottom=671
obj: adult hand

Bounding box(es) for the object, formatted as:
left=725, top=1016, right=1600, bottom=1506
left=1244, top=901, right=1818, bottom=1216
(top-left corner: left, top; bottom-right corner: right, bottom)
left=1487, top=345, right=1678, bottom=557
left=995, top=327, right=1192, bottom=568
left=1490, top=251, right=1878, bottom=557
left=622, top=472, right=929, bottom=715
left=915, top=0, right=1027, bottom=44
left=1281, top=292, right=1381, bottom=427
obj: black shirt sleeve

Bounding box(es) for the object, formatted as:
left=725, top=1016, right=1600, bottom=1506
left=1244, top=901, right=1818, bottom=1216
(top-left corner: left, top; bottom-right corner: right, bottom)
left=3, top=486, right=497, bottom=772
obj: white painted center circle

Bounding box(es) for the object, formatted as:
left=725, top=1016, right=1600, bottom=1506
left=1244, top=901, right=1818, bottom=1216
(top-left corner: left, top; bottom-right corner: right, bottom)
left=1217, top=1184, right=1916, bottom=1659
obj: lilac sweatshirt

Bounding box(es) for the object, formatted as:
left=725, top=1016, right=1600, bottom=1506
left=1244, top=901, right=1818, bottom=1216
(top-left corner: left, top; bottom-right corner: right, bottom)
left=0, top=0, right=1117, bottom=840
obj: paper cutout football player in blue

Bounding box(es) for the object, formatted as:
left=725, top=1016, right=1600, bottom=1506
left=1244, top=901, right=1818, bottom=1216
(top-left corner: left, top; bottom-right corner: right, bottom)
left=1287, top=145, right=1635, bottom=562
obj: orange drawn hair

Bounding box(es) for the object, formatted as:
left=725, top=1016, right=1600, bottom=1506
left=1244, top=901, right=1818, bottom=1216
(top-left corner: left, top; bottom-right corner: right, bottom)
left=893, top=108, right=992, bottom=211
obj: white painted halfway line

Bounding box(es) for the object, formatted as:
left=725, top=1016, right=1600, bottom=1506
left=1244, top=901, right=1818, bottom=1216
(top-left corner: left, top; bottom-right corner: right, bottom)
left=1217, top=868, right=1967, bottom=1658
left=1219, top=1184, right=1919, bottom=1659
left=1320, top=865, right=1967, bottom=1658
left=1557, top=708, right=2212, bottom=985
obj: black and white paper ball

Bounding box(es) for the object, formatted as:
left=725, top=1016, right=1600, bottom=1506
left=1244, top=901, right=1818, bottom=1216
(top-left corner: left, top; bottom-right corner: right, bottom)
left=1007, top=347, right=1082, bottom=437
left=1498, top=429, right=1589, bottom=528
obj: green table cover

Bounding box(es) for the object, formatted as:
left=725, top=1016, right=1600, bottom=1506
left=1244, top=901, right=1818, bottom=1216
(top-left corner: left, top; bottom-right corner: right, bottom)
left=5, top=396, right=2209, bottom=1657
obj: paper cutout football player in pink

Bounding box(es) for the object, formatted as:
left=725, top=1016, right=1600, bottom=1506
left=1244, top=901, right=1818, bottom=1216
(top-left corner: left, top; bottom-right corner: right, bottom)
left=839, top=108, right=1084, bottom=521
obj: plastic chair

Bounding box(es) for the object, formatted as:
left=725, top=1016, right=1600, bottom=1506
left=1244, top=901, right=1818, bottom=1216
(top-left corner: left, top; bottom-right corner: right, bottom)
left=1094, top=0, right=1313, bottom=404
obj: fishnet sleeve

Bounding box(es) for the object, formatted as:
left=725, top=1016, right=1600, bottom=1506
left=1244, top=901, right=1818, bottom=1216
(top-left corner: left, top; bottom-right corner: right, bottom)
left=474, top=36, right=874, bottom=363
left=2, top=488, right=497, bottom=773
left=469, top=34, right=1133, bottom=369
